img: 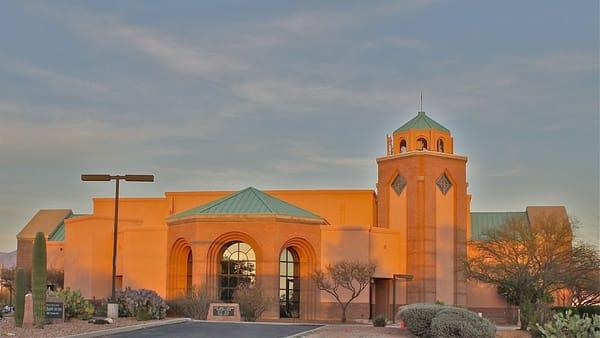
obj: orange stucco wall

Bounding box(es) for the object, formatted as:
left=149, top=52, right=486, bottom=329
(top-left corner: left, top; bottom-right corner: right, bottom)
left=46, top=242, right=64, bottom=270
left=376, top=151, right=469, bottom=306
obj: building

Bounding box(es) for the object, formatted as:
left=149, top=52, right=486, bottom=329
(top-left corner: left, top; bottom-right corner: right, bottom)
left=16, top=111, right=567, bottom=323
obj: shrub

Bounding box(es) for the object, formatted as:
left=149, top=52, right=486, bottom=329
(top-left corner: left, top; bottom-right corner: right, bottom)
left=553, top=306, right=600, bottom=317
left=398, top=303, right=447, bottom=337
left=90, top=298, right=107, bottom=317
left=233, top=284, right=271, bottom=321
left=536, top=309, right=600, bottom=338
left=167, top=286, right=212, bottom=320
left=58, top=288, right=95, bottom=320
left=372, top=314, right=387, bottom=327
left=114, top=288, right=168, bottom=320
left=136, top=307, right=152, bottom=321
left=430, top=307, right=496, bottom=338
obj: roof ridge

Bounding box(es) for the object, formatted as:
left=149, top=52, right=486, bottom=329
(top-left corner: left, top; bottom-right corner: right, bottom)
left=249, top=187, right=275, bottom=213
left=187, top=188, right=250, bottom=214
left=168, top=187, right=325, bottom=222
left=394, top=111, right=449, bottom=133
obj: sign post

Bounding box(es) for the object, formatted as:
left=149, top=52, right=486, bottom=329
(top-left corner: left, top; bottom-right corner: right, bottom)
left=45, top=296, right=64, bottom=323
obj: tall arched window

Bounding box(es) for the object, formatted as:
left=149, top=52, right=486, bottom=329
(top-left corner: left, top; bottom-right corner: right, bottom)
left=220, top=241, right=256, bottom=301
left=279, top=248, right=300, bottom=318
left=417, top=137, right=428, bottom=150
left=399, top=139, right=407, bottom=153
left=437, top=138, right=444, bottom=152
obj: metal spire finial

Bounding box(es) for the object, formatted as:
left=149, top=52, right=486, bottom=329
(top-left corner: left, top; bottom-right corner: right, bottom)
left=420, top=91, right=423, bottom=112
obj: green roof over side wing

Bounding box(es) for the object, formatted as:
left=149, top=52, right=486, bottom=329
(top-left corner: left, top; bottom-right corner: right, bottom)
left=394, top=111, right=450, bottom=133
left=168, top=187, right=325, bottom=222
left=470, top=212, right=529, bottom=240
left=48, top=214, right=87, bottom=242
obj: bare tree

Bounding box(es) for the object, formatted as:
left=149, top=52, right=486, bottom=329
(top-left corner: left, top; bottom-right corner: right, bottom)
left=464, top=214, right=600, bottom=329
left=47, top=268, right=64, bottom=290
left=564, top=253, right=600, bottom=306
left=312, top=260, right=376, bottom=322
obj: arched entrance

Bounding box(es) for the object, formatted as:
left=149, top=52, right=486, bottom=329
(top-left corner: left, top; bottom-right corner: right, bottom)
left=168, top=238, right=193, bottom=298
left=279, top=248, right=300, bottom=318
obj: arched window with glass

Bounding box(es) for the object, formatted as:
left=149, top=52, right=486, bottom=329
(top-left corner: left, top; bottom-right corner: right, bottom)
left=417, top=137, right=428, bottom=150
left=279, top=248, right=300, bottom=318
left=220, top=242, right=256, bottom=301
left=399, top=139, right=407, bottom=153
left=437, top=138, right=444, bottom=153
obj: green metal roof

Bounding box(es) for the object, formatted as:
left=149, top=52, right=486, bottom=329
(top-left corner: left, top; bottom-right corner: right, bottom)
left=394, top=111, right=450, bottom=133
left=470, top=212, right=529, bottom=240
left=168, top=187, right=324, bottom=222
left=48, top=213, right=86, bottom=242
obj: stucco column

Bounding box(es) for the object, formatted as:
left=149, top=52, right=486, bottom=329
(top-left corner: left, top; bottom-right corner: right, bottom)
left=260, top=249, right=280, bottom=320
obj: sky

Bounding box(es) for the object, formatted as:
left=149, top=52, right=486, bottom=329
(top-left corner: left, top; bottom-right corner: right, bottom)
left=0, top=1, right=598, bottom=251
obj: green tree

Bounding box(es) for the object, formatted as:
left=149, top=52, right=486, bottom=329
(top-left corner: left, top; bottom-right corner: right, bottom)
left=312, top=260, right=376, bottom=322
left=464, top=215, right=600, bottom=330
left=32, top=232, right=47, bottom=328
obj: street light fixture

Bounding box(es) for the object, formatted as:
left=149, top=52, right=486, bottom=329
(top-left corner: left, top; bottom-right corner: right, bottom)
left=81, top=174, right=154, bottom=316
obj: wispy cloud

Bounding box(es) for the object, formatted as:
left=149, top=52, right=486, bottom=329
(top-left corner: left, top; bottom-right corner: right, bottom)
left=1, top=61, right=109, bottom=95
left=270, top=0, right=434, bottom=36
left=528, top=51, right=599, bottom=73
left=82, top=19, right=251, bottom=78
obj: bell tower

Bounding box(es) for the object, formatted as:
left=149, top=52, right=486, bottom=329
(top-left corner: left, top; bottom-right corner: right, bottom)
left=377, top=111, right=469, bottom=306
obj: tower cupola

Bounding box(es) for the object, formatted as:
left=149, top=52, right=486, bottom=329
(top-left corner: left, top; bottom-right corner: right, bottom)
left=386, top=111, right=453, bottom=155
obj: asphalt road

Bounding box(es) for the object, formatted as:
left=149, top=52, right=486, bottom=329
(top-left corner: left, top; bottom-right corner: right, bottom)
left=105, top=321, right=322, bottom=338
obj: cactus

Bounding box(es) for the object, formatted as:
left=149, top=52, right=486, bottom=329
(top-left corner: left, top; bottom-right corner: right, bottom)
left=15, top=267, right=25, bottom=327
left=32, top=231, right=47, bottom=328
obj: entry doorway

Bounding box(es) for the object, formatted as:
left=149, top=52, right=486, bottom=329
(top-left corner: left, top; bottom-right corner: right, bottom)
left=370, top=278, right=392, bottom=320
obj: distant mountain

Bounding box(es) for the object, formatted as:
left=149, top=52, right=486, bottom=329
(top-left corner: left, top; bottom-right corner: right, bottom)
left=0, top=251, right=16, bottom=268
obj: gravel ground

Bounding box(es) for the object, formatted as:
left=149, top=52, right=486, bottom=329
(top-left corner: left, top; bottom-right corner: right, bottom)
left=496, top=329, right=531, bottom=338
left=304, top=325, right=414, bottom=338
left=304, top=325, right=530, bottom=338
left=0, top=316, right=160, bottom=337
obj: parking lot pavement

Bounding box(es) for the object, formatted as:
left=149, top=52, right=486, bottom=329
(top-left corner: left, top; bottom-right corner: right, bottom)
left=105, top=321, right=322, bottom=338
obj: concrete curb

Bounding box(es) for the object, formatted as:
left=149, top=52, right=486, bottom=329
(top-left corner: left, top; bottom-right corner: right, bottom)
left=63, top=318, right=190, bottom=338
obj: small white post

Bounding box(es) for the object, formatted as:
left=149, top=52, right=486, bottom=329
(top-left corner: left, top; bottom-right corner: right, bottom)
left=107, top=303, right=119, bottom=319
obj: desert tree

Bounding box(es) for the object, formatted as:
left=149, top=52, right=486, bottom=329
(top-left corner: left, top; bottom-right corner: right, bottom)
left=464, top=214, right=600, bottom=329
left=311, top=260, right=376, bottom=322
left=47, top=268, right=64, bottom=291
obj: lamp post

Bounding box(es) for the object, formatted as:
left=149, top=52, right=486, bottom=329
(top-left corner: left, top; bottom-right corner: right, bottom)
left=81, top=174, right=154, bottom=318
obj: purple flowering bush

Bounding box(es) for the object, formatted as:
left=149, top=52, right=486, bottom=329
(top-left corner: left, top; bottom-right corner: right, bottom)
left=113, top=287, right=168, bottom=320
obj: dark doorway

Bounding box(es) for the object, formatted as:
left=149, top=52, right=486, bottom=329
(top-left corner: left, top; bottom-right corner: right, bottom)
left=371, top=278, right=391, bottom=320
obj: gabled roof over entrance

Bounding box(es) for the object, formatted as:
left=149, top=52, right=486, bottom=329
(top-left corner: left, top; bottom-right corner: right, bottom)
left=167, top=187, right=325, bottom=223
